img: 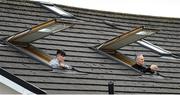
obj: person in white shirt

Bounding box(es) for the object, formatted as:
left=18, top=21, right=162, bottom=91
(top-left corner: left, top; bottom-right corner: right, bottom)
left=49, top=49, right=72, bottom=70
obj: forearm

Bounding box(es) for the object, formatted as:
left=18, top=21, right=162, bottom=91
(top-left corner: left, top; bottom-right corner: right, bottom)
left=60, top=63, right=72, bottom=69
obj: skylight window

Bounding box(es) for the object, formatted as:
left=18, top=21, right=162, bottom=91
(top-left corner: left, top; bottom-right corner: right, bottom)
left=137, top=39, right=172, bottom=55
left=7, top=19, right=73, bottom=43
left=137, top=39, right=179, bottom=60
left=39, top=1, right=74, bottom=18
left=96, top=27, right=157, bottom=66
left=104, top=20, right=179, bottom=60
left=160, top=56, right=177, bottom=60
left=97, top=27, right=157, bottom=50
left=4, top=19, right=73, bottom=65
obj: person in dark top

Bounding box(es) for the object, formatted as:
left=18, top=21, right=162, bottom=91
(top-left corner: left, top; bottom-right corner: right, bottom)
left=132, top=54, right=159, bottom=74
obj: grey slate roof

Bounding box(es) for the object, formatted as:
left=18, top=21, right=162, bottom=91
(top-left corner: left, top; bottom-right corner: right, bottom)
left=0, top=0, right=180, bottom=94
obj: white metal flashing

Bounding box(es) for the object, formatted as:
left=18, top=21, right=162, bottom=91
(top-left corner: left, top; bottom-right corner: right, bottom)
left=0, top=75, right=35, bottom=95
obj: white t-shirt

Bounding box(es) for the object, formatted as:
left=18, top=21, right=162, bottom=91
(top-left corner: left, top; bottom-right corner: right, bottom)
left=49, top=58, right=72, bottom=69
left=49, top=58, right=60, bottom=68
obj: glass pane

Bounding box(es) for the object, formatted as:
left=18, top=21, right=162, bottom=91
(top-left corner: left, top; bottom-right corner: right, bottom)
left=99, top=29, right=156, bottom=50
left=44, top=5, right=73, bottom=17
left=38, top=24, right=66, bottom=33
left=136, top=31, right=154, bottom=35
left=137, top=40, right=172, bottom=55
left=7, top=20, right=72, bottom=43
left=38, top=28, right=51, bottom=32
left=160, top=56, right=177, bottom=60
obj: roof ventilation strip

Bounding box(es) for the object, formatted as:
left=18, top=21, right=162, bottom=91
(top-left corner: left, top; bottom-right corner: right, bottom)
left=95, top=26, right=157, bottom=67
left=4, top=19, right=73, bottom=66
left=38, top=1, right=74, bottom=18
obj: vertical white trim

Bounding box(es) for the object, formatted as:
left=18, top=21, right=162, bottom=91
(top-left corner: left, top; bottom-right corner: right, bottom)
left=0, top=75, right=35, bottom=95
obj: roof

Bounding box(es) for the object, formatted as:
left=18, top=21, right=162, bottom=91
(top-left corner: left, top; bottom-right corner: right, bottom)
left=0, top=0, right=180, bottom=94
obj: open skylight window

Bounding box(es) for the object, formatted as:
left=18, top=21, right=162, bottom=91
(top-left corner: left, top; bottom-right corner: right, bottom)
left=7, top=19, right=72, bottom=43
left=96, top=27, right=157, bottom=66
left=103, top=20, right=179, bottom=60
left=39, top=1, right=74, bottom=18
left=97, top=27, right=156, bottom=50
left=4, top=19, right=73, bottom=65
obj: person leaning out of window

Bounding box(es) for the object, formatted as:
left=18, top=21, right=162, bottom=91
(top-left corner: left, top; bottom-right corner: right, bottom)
left=132, top=53, right=159, bottom=74
left=49, top=49, right=72, bottom=70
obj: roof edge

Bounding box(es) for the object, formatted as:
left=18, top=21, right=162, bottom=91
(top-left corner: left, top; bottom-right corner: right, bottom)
left=0, top=67, right=47, bottom=94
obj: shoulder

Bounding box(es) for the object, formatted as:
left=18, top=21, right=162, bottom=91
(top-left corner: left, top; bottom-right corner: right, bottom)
left=132, top=64, right=143, bottom=69
left=132, top=63, right=138, bottom=67
left=132, top=64, right=147, bottom=72
left=49, top=58, right=58, bottom=65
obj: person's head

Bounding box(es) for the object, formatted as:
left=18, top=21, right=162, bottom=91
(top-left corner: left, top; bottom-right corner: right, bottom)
left=150, top=64, right=159, bottom=71
left=56, top=49, right=66, bottom=62
left=135, top=53, right=144, bottom=66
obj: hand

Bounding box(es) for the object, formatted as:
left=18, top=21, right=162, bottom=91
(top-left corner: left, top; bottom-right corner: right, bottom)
left=60, top=63, right=65, bottom=68
left=150, top=64, right=159, bottom=71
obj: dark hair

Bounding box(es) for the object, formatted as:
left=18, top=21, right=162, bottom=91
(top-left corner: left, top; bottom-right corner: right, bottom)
left=56, top=49, right=66, bottom=56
